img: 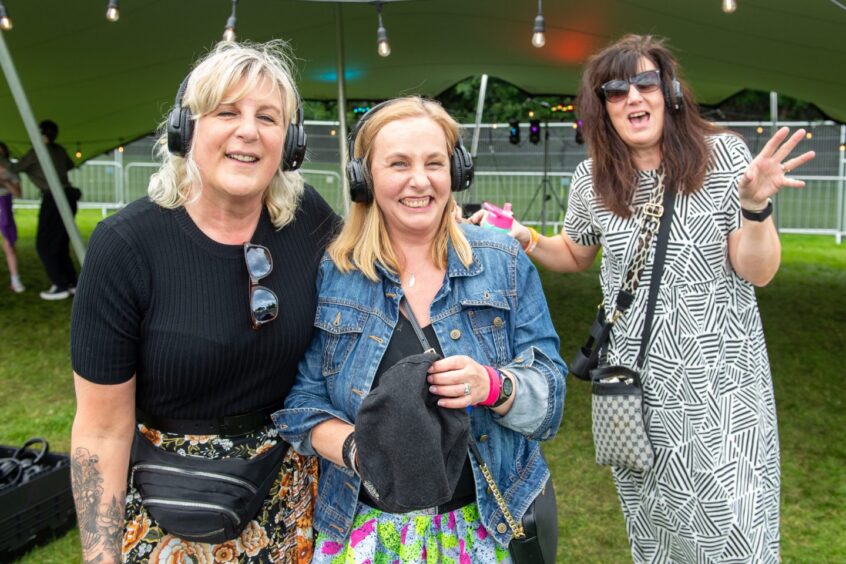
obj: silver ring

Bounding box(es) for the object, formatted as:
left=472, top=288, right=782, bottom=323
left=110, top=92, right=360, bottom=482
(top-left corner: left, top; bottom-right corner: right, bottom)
left=463, top=383, right=471, bottom=396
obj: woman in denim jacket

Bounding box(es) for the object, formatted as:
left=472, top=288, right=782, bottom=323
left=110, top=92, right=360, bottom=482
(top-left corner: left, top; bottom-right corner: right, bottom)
left=274, top=97, right=566, bottom=562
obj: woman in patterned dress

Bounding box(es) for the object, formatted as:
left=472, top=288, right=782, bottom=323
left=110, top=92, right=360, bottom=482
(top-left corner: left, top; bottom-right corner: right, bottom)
left=476, top=35, right=815, bottom=562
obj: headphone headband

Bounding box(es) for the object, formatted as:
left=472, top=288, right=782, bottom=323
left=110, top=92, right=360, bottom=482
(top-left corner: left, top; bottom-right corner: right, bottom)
left=166, top=72, right=307, bottom=170
left=345, top=100, right=474, bottom=204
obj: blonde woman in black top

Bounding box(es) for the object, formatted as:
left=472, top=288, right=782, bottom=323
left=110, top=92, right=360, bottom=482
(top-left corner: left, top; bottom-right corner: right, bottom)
left=70, top=41, right=338, bottom=563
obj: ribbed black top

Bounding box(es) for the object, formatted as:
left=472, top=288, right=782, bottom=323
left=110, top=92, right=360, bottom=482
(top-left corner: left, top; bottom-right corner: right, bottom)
left=70, top=186, right=339, bottom=419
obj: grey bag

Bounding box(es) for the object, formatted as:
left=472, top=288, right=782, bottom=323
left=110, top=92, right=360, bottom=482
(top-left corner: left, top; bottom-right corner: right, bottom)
left=590, top=365, right=654, bottom=470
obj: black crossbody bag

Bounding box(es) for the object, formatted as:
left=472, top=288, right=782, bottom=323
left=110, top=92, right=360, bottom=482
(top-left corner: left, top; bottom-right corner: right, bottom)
left=402, top=300, right=558, bottom=563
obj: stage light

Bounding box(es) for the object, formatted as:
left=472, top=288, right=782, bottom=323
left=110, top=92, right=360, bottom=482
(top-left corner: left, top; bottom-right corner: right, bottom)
left=508, top=119, right=520, bottom=145
left=375, top=2, right=391, bottom=57
left=722, top=0, right=737, bottom=13
left=222, top=0, right=238, bottom=42
left=529, top=120, right=541, bottom=144
left=105, top=0, right=120, bottom=22
left=575, top=120, right=584, bottom=145
left=532, top=0, right=545, bottom=48
left=0, top=2, right=13, bottom=30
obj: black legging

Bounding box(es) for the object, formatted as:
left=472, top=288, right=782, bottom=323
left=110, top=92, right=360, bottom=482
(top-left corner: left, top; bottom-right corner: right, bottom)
left=36, top=189, right=78, bottom=289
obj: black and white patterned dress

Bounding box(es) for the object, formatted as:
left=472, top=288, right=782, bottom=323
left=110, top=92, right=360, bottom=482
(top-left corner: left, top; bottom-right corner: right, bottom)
left=565, top=134, right=780, bottom=563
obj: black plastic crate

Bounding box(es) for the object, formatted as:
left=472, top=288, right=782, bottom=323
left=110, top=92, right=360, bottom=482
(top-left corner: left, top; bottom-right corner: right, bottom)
left=0, top=446, right=76, bottom=557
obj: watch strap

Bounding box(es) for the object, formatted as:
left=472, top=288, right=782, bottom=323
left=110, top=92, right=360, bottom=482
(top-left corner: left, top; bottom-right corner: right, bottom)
left=741, top=200, right=773, bottom=222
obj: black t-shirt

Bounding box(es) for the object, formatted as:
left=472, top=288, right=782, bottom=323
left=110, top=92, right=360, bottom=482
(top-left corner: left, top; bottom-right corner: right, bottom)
left=70, top=186, right=339, bottom=419
left=357, top=314, right=476, bottom=511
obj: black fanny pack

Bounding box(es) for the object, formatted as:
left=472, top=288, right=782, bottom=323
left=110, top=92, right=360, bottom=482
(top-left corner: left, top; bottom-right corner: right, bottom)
left=130, top=428, right=287, bottom=544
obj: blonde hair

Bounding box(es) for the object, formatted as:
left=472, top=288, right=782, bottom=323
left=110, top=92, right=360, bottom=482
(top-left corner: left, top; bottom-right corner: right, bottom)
left=328, top=97, right=473, bottom=281
left=147, top=40, right=304, bottom=229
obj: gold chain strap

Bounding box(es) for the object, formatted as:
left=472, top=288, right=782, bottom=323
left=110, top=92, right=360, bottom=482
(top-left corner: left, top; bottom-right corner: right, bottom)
left=470, top=442, right=526, bottom=539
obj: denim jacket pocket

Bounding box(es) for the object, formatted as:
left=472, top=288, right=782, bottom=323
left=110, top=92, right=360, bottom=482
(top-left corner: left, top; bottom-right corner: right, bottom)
left=461, top=293, right=512, bottom=365
left=315, top=301, right=367, bottom=377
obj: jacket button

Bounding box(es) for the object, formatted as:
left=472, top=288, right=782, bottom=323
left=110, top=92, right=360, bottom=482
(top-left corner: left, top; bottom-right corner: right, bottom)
left=479, top=434, right=489, bottom=442
left=450, top=329, right=461, bottom=340
left=493, top=317, right=503, bottom=328
left=497, top=523, right=507, bottom=534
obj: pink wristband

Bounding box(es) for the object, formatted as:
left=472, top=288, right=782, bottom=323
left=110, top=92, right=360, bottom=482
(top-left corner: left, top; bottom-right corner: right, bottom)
left=480, top=366, right=501, bottom=407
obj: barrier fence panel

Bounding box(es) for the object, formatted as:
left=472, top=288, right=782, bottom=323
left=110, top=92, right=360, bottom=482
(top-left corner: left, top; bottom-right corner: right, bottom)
left=10, top=120, right=846, bottom=242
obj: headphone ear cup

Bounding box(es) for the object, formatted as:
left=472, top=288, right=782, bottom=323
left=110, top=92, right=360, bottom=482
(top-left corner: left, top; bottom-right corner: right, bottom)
left=450, top=141, right=474, bottom=193
left=664, top=79, right=683, bottom=112
left=283, top=107, right=307, bottom=171
left=347, top=158, right=372, bottom=204
left=167, top=104, right=194, bottom=157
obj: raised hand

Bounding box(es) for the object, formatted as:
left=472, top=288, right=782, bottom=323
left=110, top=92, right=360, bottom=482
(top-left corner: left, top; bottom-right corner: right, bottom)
left=738, top=127, right=816, bottom=209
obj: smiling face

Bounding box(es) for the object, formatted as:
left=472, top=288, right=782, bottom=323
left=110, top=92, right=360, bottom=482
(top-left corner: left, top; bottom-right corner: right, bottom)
left=192, top=75, right=285, bottom=206
left=369, top=116, right=452, bottom=243
left=605, top=56, right=665, bottom=166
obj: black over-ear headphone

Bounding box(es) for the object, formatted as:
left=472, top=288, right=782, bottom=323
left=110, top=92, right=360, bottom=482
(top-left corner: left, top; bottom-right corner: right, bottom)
left=346, top=100, right=474, bottom=205
left=166, top=74, right=308, bottom=171
left=662, top=74, right=684, bottom=113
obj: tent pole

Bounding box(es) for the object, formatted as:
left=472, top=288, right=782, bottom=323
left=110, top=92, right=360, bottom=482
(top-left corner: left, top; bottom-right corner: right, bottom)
left=469, top=74, right=488, bottom=158
left=336, top=3, right=349, bottom=212
left=769, top=91, right=779, bottom=231
left=0, top=31, right=86, bottom=265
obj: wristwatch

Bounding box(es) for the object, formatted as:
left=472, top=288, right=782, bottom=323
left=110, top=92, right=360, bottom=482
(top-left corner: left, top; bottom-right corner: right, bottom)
left=741, top=200, right=773, bottom=222
left=492, top=370, right=514, bottom=408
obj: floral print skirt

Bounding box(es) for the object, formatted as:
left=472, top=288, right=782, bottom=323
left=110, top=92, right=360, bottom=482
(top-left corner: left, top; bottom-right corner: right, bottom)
left=312, top=502, right=512, bottom=564
left=122, top=423, right=318, bottom=563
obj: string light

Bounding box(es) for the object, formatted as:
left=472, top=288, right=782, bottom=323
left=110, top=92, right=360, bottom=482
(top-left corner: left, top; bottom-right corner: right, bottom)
left=532, top=0, right=545, bottom=48
left=756, top=126, right=764, bottom=134
left=722, top=0, right=737, bottom=13
left=839, top=143, right=845, bottom=152
left=330, top=129, right=337, bottom=136
left=375, top=2, right=391, bottom=57
left=805, top=132, right=813, bottom=140
left=75, top=144, right=83, bottom=159
left=105, top=0, right=120, bottom=22
left=222, top=0, right=238, bottom=42
left=528, top=110, right=535, bottom=118
left=0, top=1, right=13, bottom=31
left=118, top=145, right=125, bottom=153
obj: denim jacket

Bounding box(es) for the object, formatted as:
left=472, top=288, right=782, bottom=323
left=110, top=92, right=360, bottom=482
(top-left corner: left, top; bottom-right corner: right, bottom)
left=273, top=225, right=567, bottom=546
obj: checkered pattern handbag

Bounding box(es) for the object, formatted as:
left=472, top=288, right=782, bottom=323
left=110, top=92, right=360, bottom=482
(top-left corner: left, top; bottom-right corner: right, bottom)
left=590, top=366, right=655, bottom=471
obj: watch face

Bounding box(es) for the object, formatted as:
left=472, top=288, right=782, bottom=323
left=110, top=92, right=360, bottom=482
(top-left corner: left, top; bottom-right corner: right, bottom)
left=501, top=376, right=513, bottom=398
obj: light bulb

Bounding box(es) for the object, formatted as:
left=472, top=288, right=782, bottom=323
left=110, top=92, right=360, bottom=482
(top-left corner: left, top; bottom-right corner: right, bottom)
left=722, top=0, right=737, bottom=13
left=118, top=146, right=124, bottom=153
left=223, top=27, right=236, bottom=42
left=377, top=25, right=390, bottom=57
left=75, top=150, right=82, bottom=159
left=805, top=132, right=813, bottom=140
left=532, top=15, right=545, bottom=48
left=756, top=126, right=763, bottom=134
left=0, top=3, right=12, bottom=30
left=330, top=129, right=337, bottom=136
left=106, top=0, right=120, bottom=22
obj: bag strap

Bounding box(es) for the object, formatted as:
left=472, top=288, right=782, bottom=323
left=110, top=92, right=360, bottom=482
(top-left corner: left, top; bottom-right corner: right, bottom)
left=584, top=172, right=668, bottom=358
left=635, top=186, right=676, bottom=369
left=400, top=297, right=526, bottom=540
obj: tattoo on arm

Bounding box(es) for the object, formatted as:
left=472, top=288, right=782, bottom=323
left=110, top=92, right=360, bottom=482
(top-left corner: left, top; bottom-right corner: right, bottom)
left=71, top=448, right=125, bottom=563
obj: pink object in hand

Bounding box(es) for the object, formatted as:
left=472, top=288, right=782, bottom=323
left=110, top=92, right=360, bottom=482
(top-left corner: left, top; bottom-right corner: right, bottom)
left=482, top=202, right=514, bottom=232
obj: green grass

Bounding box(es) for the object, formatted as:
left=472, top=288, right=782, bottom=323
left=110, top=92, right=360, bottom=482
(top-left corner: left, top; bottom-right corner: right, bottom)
left=1, top=210, right=844, bottom=562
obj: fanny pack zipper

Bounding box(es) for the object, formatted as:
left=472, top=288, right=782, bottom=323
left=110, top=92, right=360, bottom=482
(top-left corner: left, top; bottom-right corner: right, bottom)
left=134, top=463, right=258, bottom=494
left=141, top=498, right=241, bottom=523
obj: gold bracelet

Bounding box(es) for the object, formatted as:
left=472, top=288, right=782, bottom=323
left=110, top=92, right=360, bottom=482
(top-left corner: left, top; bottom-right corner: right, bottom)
left=524, top=227, right=540, bottom=254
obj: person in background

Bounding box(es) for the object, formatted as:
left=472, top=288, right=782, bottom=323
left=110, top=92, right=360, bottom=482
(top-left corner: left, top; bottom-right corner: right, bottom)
left=0, top=141, right=24, bottom=293
left=70, top=41, right=338, bottom=563
left=275, top=97, right=566, bottom=562
left=11, top=120, right=79, bottom=300
left=474, top=34, right=815, bottom=563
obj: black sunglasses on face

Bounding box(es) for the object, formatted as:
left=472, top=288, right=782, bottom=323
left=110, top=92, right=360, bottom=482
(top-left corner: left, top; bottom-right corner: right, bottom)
left=244, top=242, right=279, bottom=330
left=600, top=69, right=662, bottom=103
